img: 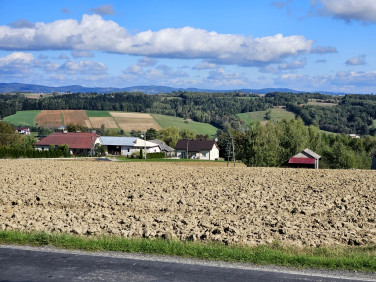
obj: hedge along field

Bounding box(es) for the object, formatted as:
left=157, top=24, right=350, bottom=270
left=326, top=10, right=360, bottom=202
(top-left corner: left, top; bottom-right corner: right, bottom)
left=2, top=110, right=41, bottom=127
left=151, top=113, right=218, bottom=137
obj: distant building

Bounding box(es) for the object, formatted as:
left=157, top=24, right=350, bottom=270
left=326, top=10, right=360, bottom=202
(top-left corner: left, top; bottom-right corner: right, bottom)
left=35, top=132, right=100, bottom=156
left=175, top=139, right=219, bottom=160
left=16, top=127, right=30, bottom=135
left=99, top=136, right=161, bottom=156
left=288, top=148, right=321, bottom=169
left=150, top=139, right=175, bottom=157
left=349, top=134, right=360, bottom=139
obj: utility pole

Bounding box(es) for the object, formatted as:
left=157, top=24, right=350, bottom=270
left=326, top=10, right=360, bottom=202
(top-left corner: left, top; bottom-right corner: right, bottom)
left=231, top=136, right=235, bottom=167
left=144, top=131, right=147, bottom=159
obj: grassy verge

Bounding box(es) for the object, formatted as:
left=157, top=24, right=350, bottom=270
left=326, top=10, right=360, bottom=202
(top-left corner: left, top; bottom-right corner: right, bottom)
left=0, top=230, right=375, bottom=272
left=114, top=156, right=224, bottom=163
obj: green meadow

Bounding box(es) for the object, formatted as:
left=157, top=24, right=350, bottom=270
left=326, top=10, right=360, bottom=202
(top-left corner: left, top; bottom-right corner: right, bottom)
left=2, top=110, right=41, bottom=127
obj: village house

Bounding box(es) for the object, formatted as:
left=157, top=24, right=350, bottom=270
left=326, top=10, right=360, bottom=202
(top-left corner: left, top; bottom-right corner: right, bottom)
left=16, top=127, right=31, bottom=135
left=150, top=139, right=175, bottom=157
left=35, top=132, right=100, bottom=156
left=288, top=148, right=321, bottom=169
left=99, top=136, right=161, bottom=156
left=175, top=139, right=219, bottom=160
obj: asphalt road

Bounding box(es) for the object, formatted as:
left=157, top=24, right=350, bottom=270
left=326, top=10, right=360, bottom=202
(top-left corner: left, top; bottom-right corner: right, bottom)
left=0, top=245, right=375, bottom=282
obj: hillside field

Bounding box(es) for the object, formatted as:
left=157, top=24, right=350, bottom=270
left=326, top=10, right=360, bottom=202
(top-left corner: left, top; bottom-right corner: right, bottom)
left=3, top=110, right=218, bottom=136
left=2, top=110, right=41, bottom=127
left=238, top=108, right=295, bottom=125
left=152, top=113, right=217, bottom=137
left=1, top=159, right=375, bottom=248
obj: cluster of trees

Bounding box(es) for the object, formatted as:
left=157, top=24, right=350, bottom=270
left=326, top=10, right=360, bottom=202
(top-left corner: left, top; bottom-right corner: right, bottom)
left=217, top=118, right=376, bottom=169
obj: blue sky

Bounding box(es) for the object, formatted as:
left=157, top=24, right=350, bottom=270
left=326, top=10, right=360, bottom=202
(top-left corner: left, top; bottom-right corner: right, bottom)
left=0, top=0, right=375, bottom=93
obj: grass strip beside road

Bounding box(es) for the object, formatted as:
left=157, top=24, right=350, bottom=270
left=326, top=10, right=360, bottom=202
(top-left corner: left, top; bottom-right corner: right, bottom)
left=0, top=230, right=375, bottom=272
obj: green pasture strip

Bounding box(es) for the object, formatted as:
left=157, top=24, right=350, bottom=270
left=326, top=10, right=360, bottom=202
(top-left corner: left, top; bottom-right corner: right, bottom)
left=85, top=110, right=112, bottom=117
left=60, top=113, right=64, bottom=125
left=151, top=114, right=218, bottom=137
left=2, top=110, right=41, bottom=127
left=0, top=230, right=375, bottom=272
left=238, top=108, right=295, bottom=125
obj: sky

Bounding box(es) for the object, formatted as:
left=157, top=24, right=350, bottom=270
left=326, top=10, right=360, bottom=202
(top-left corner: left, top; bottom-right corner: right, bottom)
left=0, top=0, right=375, bottom=93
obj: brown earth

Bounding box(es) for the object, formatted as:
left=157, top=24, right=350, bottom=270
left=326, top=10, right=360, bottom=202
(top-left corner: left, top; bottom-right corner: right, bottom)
left=110, top=112, right=162, bottom=132
left=89, top=117, right=119, bottom=129
left=1, top=159, right=375, bottom=247
left=36, top=110, right=89, bottom=128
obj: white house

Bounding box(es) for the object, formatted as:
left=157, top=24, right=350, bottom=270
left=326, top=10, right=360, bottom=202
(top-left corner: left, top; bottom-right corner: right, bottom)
left=99, top=136, right=161, bottom=156
left=175, top=139, right=219, bottom=160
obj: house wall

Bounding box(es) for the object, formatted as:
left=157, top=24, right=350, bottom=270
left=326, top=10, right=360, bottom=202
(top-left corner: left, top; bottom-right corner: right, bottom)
left=119, top=145, right=161, bottom=156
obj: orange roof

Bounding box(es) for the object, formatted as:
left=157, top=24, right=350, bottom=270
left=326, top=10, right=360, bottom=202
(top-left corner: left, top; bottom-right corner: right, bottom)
left=36, top=132, right=99, bottom=149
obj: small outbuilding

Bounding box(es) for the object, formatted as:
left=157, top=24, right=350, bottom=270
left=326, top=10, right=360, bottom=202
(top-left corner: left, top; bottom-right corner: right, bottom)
left=288, top=148, right=321, bottom=169
left=175, top=139, right=219, bottom=160
left=150, top=139, right=175, bottom=157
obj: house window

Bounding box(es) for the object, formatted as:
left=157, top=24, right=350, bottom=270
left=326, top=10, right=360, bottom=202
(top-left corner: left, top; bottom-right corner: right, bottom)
left=202, top=152, right=207, bottom=157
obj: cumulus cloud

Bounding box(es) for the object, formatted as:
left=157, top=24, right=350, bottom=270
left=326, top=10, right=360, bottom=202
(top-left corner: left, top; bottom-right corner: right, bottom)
left=59, top=60, right=107, bottom=75
left=9, top=19, right=35, bottom=28
left=205, top=68, right=248, bottom=86
left=71, top=50, right=94, bottom=58
left=89, top=5, right=115, bottom=15
left=345, top=54, right=366, bottom=65
left=317, top=0, right=376, bottom=23
left=278, top=58, right=307, bottom=70
left=311, top=45, right=337, bottom=54
left=193, top=61, right=217, bottom=69
left=0, top=14, right=330, bottom=67
left=0, top=52, right=35, bottom=75
left=138, top=57, right=157, bottom=67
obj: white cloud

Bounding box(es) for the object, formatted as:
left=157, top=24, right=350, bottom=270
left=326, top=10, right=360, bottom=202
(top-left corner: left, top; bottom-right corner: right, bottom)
left=9, top=19, right=35, bottom=28
left=318, top=0, right=376, bottom=23
left=71, top=50, right=94, bottom=58
left=0, top=14, right=328, bottom=67
left=345, top=54, right=366, bottom=65
left=205, top=68, right=248, bottom=86
left=278, top=58, right=307, bottom=70
left=59, top=60, right=107, bottom=75
left=193, top=61, right=217, bottom=69
left=89, top=5, right=115, bottom=15
left=0, top=52, right=35, bottom=75
left=138, top=57, right=157, bottom=67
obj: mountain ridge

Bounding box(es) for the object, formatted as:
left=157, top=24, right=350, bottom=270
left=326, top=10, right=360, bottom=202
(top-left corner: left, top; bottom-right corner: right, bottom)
left=0, top=82, right=350, bottom=95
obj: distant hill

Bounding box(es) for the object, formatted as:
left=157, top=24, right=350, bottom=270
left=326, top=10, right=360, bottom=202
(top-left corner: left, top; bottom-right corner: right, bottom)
left=0, top=82, right=349, bottom=95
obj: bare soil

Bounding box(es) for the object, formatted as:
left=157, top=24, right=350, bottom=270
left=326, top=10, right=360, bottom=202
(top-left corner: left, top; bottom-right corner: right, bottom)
left=89, top=117, right=119, bottom=129
left=1, top=159, right=375, bottom=247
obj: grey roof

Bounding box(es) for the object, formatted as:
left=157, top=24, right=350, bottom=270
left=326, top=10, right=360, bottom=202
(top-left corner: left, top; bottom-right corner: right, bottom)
left=302, top=148, right=321, bottom=159
left=150, top=139, right=174, bottom=152
left=100, top=136, right=138, bottom=146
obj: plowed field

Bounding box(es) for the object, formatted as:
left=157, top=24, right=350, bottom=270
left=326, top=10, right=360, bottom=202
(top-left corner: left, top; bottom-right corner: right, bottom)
left=1, top=159, right=375, bottom=247
left=35, top=110, right=89, bottom=128
left=110, top=112, right=162, bottom=131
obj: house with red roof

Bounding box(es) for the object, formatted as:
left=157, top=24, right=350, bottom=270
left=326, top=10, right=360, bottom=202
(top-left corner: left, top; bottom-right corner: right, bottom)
left=35, top=132, right=100, bottom=156
left=288, top=148, right=321, bottom=169
left=175, top=139, right=219, bottom=160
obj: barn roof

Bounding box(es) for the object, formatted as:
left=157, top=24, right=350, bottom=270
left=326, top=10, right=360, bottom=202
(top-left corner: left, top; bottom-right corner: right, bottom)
left=100, top=136, right=138, bottom=146
left=150, top=139, right=174, bottom=152
left=175, top=139, right=218, bottom=151
left=292, top=148, right=321, bottom=160
left=36, top=132, right=99, bottom=149
left=288, top=157, right=316, bottom=165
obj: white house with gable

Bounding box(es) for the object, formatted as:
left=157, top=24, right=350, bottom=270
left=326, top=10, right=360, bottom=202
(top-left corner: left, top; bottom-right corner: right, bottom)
left=99, top=136, right=161, bottom=156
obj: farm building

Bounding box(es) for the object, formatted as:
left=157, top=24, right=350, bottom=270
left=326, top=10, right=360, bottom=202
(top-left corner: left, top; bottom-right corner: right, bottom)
left=16, top=127, right=30, bottom=135
left=175, top=139, right=219, bottom=160
left=35, top=132, right=100, bottom=156
left=99, top=136, right=161, bottom=156
left=150, top=139, right=175, bottom=157
left=288, top=148, right=321, bottom=169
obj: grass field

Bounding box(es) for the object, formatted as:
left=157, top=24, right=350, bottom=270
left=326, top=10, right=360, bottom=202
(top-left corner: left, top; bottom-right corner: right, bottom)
left=152, top=113, right=218, bottom=137
left=1, top=230, right=375, bottom=272
left=2, top=110, right=41, bottom=127
left=85, top=110, right=112, bottom=117
left=238, top=108, right=295, bottom=125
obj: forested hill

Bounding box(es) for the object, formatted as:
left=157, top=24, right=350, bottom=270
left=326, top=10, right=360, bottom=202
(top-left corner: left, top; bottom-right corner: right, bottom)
left=0, top=82, right=348, bottom=95
left=1, top=91, right=376, bottom=135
